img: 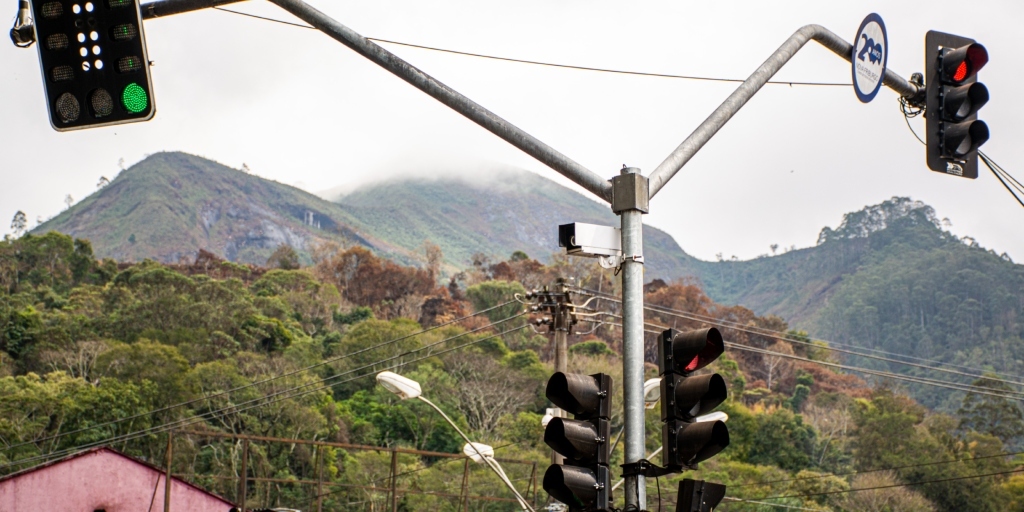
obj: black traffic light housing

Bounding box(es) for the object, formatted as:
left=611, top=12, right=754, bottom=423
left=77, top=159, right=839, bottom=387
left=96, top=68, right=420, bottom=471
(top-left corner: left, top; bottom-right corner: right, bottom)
left=677, top=479, right=727, bottom=512
left=925, top=30, right=989, bottom=178
left=658, top=328, right=730, bottom=470
left=30, top=0, right=155, bottom=131
left=543, top=372, right=612, bottom=511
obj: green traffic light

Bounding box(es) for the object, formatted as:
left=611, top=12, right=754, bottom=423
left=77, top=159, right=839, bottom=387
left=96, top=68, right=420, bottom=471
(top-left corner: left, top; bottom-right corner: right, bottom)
left=122, top=83, right=148, bottom=113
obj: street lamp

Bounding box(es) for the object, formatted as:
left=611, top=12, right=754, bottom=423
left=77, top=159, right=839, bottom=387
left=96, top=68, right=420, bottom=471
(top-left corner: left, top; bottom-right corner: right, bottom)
left=463, top=442, right=533, bottom=511
left=376, top=371, right=535, bottom=511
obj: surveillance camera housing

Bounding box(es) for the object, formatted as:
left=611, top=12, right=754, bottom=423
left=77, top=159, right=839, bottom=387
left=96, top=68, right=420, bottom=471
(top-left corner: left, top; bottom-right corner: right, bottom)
left=558, top=223, right=622, bottom=259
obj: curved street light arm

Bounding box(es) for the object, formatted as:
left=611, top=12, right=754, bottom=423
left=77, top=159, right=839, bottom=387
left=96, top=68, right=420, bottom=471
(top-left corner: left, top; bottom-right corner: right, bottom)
left=416, top=396, right=534, bottom=511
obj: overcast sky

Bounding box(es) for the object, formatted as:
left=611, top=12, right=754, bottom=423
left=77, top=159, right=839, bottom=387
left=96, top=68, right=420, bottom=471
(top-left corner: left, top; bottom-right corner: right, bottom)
left=2, top=0, right=1021, bottom=262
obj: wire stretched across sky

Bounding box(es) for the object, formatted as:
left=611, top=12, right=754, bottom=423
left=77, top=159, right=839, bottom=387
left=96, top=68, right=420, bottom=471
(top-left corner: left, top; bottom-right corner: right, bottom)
left=0, top=312, right=530, bottom=472
left=211, top=6, right=850, bottom=88
left=575, top=287, right=1024, bottom=392
left=573, top=284, right=1022, bottom=381
left=0, top=299, right=517, bottom=455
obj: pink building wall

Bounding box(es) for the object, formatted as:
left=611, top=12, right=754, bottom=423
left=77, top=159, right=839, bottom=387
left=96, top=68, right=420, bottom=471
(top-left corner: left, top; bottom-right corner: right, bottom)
left=0, top=448, right=234, bottom=512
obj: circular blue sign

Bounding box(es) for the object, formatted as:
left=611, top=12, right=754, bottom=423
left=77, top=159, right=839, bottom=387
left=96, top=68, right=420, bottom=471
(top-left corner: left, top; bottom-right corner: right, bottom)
left=852, top=13, right=888, bottom=103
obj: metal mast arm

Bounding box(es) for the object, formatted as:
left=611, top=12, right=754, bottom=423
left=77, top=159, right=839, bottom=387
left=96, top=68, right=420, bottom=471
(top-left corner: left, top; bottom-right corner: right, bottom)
left=267, top=0, right=613, bottom=203
left=647, top=24, right=923, bottom=198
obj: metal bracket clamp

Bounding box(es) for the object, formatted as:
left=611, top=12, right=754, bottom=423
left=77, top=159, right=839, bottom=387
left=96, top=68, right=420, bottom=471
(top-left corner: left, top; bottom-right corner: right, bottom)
left=598, top=254, right=644, bottom=270
left=620, top=459, right=680, bottom=479
left=610, top=171, right=650, bottom=214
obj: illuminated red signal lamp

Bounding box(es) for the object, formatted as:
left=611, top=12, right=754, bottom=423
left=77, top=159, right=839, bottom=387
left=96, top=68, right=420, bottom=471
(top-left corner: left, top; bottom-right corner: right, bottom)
left=659, top=327, right=724, bottom=375
left=941, top=43, right=987, bottom=85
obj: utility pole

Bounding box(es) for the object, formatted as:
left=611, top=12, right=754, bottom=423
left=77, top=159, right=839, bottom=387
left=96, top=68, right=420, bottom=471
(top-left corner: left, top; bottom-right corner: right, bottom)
left=532, top=279, right=576, bottom=466
left=21, top=2, right=928, bottom=508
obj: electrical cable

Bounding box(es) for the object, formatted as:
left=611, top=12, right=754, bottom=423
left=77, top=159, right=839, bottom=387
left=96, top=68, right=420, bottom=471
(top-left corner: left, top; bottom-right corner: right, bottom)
left=591, top=302, right=1024, bottom=395
left=572, top=285, right=1017, bottom=380
left=720, top=497, right=825, bottom=511
left=729, top=447, right=1024, bottom=490
left=982, top=151, right=1024, bottom=192
left=579, top=315, right=1024, bottom=402
left=576, top=287, right=1024, bottom=388
left=980, top=152, right=1024, bottom=209
left=741, top=467, right=1024, bottom=501
left=0, top=316, right=530, bottom=472
left=0, top=299, right=517, bottom=454
left=307, top=441, right=523, bottom=501
left=211, top=6, right=851, bottom=87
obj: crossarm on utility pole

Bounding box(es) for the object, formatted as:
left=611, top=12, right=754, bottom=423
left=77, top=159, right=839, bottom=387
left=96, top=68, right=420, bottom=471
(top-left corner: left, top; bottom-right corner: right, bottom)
left=266, top=0, right=613, bottom=203
left=647, top=24, right=923, bottom=198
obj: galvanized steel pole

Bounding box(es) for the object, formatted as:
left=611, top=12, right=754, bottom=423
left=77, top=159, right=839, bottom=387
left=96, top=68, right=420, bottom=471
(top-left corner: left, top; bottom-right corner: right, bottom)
left=613, top=167, right=649, bottom=510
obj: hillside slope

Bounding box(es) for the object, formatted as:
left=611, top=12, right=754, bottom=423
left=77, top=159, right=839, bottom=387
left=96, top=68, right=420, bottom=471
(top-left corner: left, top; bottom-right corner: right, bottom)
left=334, top=169, right=702, bottom=280
left=33, top=152, right=391, bottom=264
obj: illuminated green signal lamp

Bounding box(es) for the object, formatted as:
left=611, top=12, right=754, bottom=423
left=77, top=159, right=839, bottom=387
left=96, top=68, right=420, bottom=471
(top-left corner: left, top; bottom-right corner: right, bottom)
left=122, top=83, right=149, bottom=114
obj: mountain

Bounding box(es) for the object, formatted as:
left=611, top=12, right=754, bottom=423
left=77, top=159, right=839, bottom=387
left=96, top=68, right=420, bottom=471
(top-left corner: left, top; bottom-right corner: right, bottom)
left=332, top=169, right=702, bottom=280
left=33, top=152, right=396, bottom=264
left=35, top=152, right=701, bottom=279
left=34, top=153, right=1024, bottom=408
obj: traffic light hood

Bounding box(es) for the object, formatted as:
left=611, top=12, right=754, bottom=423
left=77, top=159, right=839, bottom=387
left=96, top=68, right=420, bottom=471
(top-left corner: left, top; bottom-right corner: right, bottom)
left=546, top=372, right=611, bottom=419
left=659, top=328, right=725, bottom=375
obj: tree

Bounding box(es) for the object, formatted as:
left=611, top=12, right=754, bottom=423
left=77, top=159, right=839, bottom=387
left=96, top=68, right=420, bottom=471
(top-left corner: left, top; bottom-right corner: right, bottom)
left=9, top=211, right=26, bottom=237
left=958, top=376, right=1024, bottom=447
left=762, top=340, right=794, bottom=390
left=63, top=194, right=73, bottom=210
left=266, top=244, right=300, bottom=270
left=839, top=471, right=936, bottom=511
left=96, top=176, right=110, bottom=188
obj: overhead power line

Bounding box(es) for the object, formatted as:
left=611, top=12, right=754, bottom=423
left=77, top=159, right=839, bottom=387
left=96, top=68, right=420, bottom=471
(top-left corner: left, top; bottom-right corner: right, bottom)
left=980, top=151, right=1024, bottom=209
left=211, top=6, right=850, bottom=87
left=0, top=314, right=530, bottom=472
left=577, top=288, right=1024, bottom=391
left=744, top=467, right=1024, bottom=502
left=574, top=285, right=1024, bottom=382
left=0, top=299, right=517, bottom=455
left=583, top=314, right=1024, bottom=402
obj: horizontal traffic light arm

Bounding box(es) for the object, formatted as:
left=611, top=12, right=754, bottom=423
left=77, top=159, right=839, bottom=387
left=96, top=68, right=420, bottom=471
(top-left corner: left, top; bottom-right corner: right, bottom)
left=648, top=24, right=923, bottom=198
left=140, top=0, right=247, bottom=18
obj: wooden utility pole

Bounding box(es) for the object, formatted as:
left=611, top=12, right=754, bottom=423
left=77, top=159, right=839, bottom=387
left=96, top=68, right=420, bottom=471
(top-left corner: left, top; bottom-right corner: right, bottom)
left=238, top=439, right=248, bottom=512
left=164, top=432, right=173, bottom=512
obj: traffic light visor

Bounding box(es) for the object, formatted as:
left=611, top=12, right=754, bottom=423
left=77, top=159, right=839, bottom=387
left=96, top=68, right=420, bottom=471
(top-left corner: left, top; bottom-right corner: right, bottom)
left=677, top=420, right=730, bottom=465
left=546, top=372, right=610, bottom=418
left=668, top=328, right=725, bottom=373
left=674, top=373, right=728, bottom=419
left=543, top=464, right=600, bottom=509
left=544, top=417, right=603, bottom=463
left=941, top=43, right=988, bottom=84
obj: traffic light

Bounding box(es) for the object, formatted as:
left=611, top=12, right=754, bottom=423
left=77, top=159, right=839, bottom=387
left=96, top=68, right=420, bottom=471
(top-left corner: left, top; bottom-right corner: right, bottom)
left=30, top=0, right=155, bottom=131
left=925, top=31, right=989, bottom=179
left=543, top=372, right=612, bottom=512
left=677, top=479, right=726, bottom=512
left=658, top=328, right=730, bottom=469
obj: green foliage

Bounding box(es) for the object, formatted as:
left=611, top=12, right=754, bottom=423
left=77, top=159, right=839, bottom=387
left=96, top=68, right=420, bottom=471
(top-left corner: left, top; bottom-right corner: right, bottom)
left=334, top=306, right=373, bottom=326
left=746, top=407, right=817, bottom=471
left=569, top=340, right=613, bottom=357
left=958, top=376, right=1024, bottom=447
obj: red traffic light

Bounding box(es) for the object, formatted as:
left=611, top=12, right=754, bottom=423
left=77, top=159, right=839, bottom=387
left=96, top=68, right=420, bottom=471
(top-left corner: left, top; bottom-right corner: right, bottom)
left=658, top=328, right=725, bottom=375
left=941, top=43, right=988, bottom=85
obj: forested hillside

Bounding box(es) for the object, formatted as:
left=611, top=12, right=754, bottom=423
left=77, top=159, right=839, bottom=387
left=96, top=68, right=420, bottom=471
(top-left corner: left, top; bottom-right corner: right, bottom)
left=2, top=231, right=1022, bottom=511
